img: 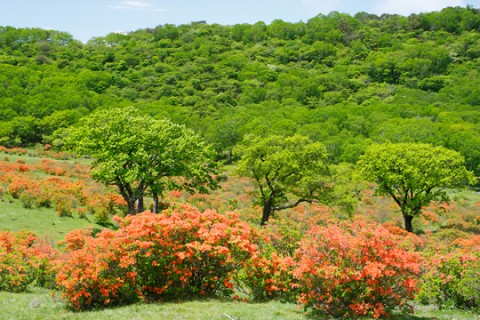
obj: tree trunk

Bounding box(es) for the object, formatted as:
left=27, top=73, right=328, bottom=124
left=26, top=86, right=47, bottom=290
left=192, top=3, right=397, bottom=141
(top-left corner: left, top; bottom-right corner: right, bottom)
left=260, top=199, right=273, bottom=226
left=117, top=181, right=146, bottom=215
left=136, top=196, right=145, bottom=213
left=127, top=199, right=136, bottom=215
left=403, top=213, right=414, bottom=233
left=152, top=192, right=159, bottom=214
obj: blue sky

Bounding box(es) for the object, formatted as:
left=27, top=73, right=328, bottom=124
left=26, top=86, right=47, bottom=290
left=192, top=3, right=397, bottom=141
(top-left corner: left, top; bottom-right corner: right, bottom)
left=1, top=0, right=477, bottom=42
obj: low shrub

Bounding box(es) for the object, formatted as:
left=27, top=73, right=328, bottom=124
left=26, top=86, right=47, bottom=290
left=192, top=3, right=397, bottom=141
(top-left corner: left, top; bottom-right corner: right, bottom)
left=19, top=191, right=35, bottom=208
left=418, top=253, right=480, bottom=310
left=294, top=220, right=423, bottom=319
left=236, top=217, right=302, bottom=302
left=0, top=231, right=57, bottom=292
left=238, top=252, right=297, bottom=302
left=54, top=205, right=259, bottom=310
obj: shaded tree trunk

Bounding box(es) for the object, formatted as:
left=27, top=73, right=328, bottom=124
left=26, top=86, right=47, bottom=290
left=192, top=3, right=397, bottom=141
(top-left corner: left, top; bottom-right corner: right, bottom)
left=226, top=149, right=233, bottom=164
left=152, top=192, right=159, bottom=214
left=260, top=198, right=274, bottom=226
left=126, top=199, right=136, bottom=215
left=136, top=196, right=145, bottom=213
left=260, top=197, right=314, bottom=226
left=403, top=213, right=414, bottom=233
left=116, top=181, right=147, bottom=215
left=117, top=182, right=137, bottom=215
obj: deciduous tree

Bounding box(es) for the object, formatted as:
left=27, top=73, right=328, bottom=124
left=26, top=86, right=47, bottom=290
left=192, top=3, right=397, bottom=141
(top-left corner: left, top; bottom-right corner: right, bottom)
left=356, top=143, right=475, bottom=232
left=235, top=134, right=330, bottom=225
left=65, top=107, right=218, bottom=214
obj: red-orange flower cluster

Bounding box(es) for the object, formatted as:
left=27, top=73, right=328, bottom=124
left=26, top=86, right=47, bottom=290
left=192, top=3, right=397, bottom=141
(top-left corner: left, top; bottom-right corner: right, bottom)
left=0, top=231, right=57, bottom=292
left=54, top=205, right=258, bottom=310
left=294, top=220, right=423, bottom=319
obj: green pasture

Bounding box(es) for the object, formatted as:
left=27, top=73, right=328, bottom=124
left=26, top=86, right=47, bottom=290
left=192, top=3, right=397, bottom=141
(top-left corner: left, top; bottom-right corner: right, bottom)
left=1, top=288, right=479, bottom=320
left=0, top=198, right=102, bottom=243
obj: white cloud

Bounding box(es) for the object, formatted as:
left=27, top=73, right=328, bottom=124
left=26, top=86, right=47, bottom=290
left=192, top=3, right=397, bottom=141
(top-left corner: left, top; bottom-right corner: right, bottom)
left=109, top=1, right=164, bottom=12
left=372, top=0, right=468, bottom=15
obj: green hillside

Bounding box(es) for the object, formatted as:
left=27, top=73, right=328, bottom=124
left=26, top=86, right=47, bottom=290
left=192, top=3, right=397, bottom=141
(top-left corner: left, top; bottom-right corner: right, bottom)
left=1, top=6, right=480, bottom=172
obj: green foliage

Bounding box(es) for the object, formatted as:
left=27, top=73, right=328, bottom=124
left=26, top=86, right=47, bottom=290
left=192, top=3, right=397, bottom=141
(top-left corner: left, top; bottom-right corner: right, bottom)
left=328, top=163, right=362, bottom=218
left=64, top=107, right=218, bottom=214
left=357, top=143, right=476, bottom=232
left=234, top=134, right=330, bottom=225
left=93, top=208, right=110, bottom=226
left=19, top=191, right=35, bottom=209
left=418, top=254, right=480, bottom=311
left=0, top=8, right=480, bottom=168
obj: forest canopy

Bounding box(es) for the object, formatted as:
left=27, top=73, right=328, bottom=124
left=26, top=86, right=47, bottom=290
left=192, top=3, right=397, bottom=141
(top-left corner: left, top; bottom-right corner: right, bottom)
left=1, top=6, right=480, bottom=172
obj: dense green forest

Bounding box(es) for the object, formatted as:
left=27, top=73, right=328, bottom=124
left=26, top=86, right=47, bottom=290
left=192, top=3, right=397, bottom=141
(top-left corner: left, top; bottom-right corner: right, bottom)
left=1, top=6, right=480, bottom=172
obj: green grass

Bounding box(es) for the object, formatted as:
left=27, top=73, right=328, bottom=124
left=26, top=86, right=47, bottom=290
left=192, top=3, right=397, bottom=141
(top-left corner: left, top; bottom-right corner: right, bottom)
left=391, top=304, right=480, bottom=320
left=1, top=289, right=479, bottom=320
left=0, top=288, right=306, bottom=320
left=0, top=153, right=41, bottom=165
left=0, top=197, right=103, bottom=243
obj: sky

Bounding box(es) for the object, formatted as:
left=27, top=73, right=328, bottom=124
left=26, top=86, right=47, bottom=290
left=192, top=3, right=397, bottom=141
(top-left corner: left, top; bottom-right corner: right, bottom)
left=1, top=0, right=478, bottom=43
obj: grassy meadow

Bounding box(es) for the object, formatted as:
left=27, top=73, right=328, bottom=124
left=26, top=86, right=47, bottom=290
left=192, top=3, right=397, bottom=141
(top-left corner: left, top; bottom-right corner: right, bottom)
left=0, top=199, right=102, bottom=243
left=1, top=288, right=479, bottom=320
left=0, top=148, right=479, bottom=319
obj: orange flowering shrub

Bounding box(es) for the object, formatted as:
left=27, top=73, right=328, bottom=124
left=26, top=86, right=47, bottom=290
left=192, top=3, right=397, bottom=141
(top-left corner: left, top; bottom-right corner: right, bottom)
left=239, top=252, right=297, bottom=302
left=55, top=228, right=140, bottom=309
left=54, top=205, right=258, bottom=310
left=0, top=157, right=127, bottom=218
left=294, top=220, right=423, bottom=319
left=0, top=231, right=57, bottom=292
left=7, top=176, right=31, bottom=199
left=85, top=193, right=127, bottom=224
left=235, top=205, right=336, bottom=303
left=0, top=146, right=27, bottom=155
left=235, top=213, right=309, bottom=302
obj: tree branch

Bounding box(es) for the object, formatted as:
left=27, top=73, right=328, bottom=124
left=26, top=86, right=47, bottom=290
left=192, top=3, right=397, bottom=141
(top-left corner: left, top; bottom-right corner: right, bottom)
left=272, top=198, right=315, bottom=211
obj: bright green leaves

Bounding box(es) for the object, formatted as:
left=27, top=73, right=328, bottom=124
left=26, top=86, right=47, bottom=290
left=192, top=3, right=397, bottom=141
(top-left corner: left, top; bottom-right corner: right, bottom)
left=64, top=106, right=218, bottom=214
left=357, top=143, right=475, bottom=232
left=235, top=134, right=330, bottom=225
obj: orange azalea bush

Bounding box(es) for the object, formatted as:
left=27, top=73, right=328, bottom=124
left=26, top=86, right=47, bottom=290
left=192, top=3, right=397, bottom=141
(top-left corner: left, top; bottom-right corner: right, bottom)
left=0, top=146, right=27, bottom=155
left=0, top=231, right=57, bottom=292
left=54, top=205, right=259, bottom=310
left=238, top=252, right=297, bottom=302
left=294, top=220, right=423, bottom=319
left=0, top=158, right=126, bottom=218
left=55, top=228, right=140, bottom=309
left=236, top=212, right=314, bottom=302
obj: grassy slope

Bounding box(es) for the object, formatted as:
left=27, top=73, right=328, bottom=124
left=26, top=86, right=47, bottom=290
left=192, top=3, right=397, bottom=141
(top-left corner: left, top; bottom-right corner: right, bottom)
left=0, top=198, right=102, bottom=243
left=0, top=151, right=103, bottom=242
left=1, top=289, right=479, bottom=320
left=0, top=288, right=306, bottom=320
